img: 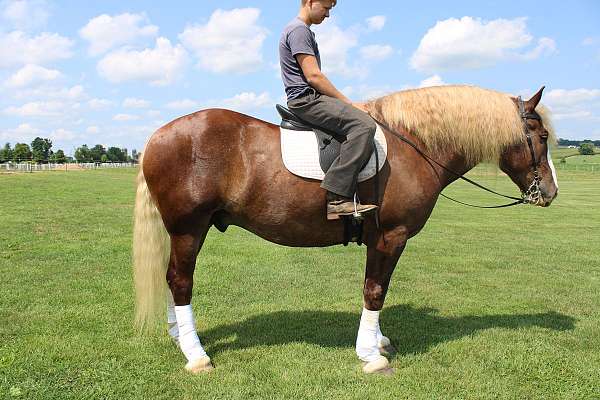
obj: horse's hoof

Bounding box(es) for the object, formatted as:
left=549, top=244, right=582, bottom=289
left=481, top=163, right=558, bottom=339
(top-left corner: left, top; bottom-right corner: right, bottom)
left=362, top=355, right=392, bottom=374
left=378, top=336, right=396, bottom=356
left=184, top=356, right=214, bottom=374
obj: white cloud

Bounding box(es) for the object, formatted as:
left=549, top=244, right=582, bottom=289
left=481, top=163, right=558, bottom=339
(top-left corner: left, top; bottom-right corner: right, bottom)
left=553, top=111, right=593, bottom=121
left=582, top=37, right=599, bottom=46
left=314, top=19, right=393, bottom=79
left=79, top=13, right=159, bottom=56
left=3, top=100, right=63, bottom=117
left=359, top=44, right=393, bottom=61
left=343, top=85, right=393, bottom=101
left=166, top=99, right=199, bottom=110
left=0, top=30, right=73, bottom=68
left=545, top=88, right=600, bottom=108
left=4, top=63, right=61, bottom=88
left=123, top=97, right=150, bottom=108
left=62, top=85, right=85, bottom=100
left=13, top=84, right=84, bottom=101
left=113, top=113, right=140, bottom=121
left=217, top=91, right=272, bottom=112
left=520, top=37, right=556, bottom=60
left=314, top=22, right=364, bottom=78
left=180, top=92, right=272, bottom=115
left=365, top=16, right=386, bottom=32
left=543, top=88, right=600, bottom=123
left=1, top=0, right=50, bottom=31
left=0, top=123, right=43, bottom=142
left=50, top=128, right=77, bottom=141
left=88, top=98, right=114, bottom=110
left=97, top=37, right=188, bottom=86
left=419, top=74, right=446, bottom=87
left=179, top=8, right=268, bottom=74
left=410, top=17, right=557, bottom=73
left=86, top=126, right=99, bottom=134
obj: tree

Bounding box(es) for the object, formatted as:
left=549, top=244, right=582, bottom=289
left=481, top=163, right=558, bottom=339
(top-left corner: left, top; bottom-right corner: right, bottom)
left=90, top=144, right=106, bottom=161
left=106, top=146, right=126, bottom=162
left=13, top=143, right=32, bottom=162
left=131, top=149, right=139, bottom=163
left=74, top=145, right=91, bottom=162
left=101, top=154, right=109, bottom=163
left=31, top=137, right=52, bottom=163
left=53, top=149, right=66, bottom=164
left=579, top=143, right=595, bottom=155
left=0, top=143, right=13, bottom=162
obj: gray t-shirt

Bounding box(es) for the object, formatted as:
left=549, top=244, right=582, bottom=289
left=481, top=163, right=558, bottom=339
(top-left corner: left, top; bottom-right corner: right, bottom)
left=279, top=18, right=321, bottom=101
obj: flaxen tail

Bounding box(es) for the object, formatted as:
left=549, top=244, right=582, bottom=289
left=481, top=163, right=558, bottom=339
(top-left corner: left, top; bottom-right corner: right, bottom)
left=132, top=152, right=170, bottom=333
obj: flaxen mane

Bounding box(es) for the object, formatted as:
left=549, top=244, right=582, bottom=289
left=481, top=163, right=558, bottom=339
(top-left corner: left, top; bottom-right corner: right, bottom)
left=367, top=85, right=555, bottom=164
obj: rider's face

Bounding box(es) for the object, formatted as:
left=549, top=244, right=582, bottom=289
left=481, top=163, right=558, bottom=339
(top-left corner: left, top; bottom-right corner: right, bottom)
left=308, top=0, right=334, bottom=25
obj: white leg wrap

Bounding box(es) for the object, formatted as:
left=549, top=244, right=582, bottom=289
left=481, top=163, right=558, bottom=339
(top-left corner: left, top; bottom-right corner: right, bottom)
left=167, top=293, right=179, bottom=341
left=376, top=324, right=383, bottom=342
left=356, top=308, right=382, bottom=362
left=174, top=305, right=207, bottom=362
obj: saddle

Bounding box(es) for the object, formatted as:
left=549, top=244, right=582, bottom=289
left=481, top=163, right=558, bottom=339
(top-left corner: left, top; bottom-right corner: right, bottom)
left=277, top=105, right=388, bottom=246
left=277, top=104, right=345, bottom=173
left=276, top=104, right=387, bottom=180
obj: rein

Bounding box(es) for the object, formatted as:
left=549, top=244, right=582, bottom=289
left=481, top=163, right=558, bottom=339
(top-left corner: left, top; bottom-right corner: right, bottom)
left=369, top=97, right=543, bottom=209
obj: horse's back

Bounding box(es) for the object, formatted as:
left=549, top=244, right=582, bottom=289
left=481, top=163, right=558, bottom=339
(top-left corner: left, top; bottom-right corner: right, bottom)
left=141, top=109, right=285, bottom=230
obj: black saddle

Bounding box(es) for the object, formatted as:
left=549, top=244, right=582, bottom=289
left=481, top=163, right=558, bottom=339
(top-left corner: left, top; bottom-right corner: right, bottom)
left=276, top=104, right=346, bottom=173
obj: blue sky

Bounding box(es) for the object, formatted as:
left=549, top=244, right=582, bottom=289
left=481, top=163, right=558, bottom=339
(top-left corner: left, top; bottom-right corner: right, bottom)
left=1, top=0, right=599, bottom=155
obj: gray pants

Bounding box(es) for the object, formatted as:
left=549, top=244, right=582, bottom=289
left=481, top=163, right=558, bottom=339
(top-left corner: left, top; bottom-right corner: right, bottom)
left=288, top=90, right=377, bottom=198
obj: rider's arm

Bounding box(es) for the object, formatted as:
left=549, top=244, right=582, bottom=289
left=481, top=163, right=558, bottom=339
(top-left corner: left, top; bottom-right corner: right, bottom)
left=297, top=54, right=351, bottom=104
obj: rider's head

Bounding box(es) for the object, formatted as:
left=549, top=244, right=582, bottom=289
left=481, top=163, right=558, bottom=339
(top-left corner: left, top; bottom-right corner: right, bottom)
left=300, top=0, right=336, bottom=25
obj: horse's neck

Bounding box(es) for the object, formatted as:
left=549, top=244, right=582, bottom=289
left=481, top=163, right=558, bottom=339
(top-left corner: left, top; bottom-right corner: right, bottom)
left=432, top=149, right=479, bottom=189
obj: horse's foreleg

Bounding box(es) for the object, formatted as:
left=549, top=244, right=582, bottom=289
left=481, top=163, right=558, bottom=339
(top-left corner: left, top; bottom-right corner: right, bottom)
left=357, top=228, right=407, bottom=374
left=166, top=228, right=213, bottom=374
left=166, top=290, right=179, bottom=344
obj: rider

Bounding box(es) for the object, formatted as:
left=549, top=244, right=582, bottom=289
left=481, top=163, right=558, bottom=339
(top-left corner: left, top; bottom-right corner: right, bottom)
left=279, top=0, right=378, bottom=220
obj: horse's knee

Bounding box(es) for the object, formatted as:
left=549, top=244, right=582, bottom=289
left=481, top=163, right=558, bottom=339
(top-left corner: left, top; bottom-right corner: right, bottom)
left=363, top=280, right=385, bottom=310
left=167, top=271, right=193, bottom=304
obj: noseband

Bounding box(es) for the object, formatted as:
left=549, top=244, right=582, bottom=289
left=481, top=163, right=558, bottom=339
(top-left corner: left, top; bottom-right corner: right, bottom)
left=517, top=96, right=543, bottom=205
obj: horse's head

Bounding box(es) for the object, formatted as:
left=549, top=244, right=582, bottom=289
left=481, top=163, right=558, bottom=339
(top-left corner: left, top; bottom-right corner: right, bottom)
left=500, top=86, right=558, bottom=207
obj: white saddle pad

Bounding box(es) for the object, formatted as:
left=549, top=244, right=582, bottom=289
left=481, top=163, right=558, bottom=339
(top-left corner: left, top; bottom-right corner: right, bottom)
left=280, top=125, right=387, bottom=182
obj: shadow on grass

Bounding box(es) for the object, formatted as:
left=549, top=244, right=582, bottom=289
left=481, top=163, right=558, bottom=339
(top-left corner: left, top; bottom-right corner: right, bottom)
left=204, top=305, right=575, bottom=356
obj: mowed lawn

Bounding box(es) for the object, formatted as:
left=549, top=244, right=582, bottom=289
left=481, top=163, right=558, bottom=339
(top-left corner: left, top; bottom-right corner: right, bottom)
left=1, top=167, right=599, bottom=399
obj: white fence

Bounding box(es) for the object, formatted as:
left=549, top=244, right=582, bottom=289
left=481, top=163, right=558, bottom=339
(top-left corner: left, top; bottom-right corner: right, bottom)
left=0, top=162, right=136, bottom=172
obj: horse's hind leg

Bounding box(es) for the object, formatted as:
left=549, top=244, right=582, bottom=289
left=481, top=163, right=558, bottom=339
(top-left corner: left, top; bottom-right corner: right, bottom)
left=166, top=219, right=214, bottom=374
left=357, top=227, right=407, bottom=374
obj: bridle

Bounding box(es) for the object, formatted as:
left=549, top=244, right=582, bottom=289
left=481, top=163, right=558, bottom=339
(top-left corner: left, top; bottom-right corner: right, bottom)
left=369, top=97, right=547, bottom=208
left=517, top=96, right=544, bottom=205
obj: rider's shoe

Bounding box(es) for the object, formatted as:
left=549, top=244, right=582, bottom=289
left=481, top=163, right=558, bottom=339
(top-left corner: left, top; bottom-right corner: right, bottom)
left=326, top=199, right=378, bottom=220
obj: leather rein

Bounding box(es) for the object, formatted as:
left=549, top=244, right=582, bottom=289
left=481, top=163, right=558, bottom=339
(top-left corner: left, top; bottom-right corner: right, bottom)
left=369, top=96, right=544, bottom=209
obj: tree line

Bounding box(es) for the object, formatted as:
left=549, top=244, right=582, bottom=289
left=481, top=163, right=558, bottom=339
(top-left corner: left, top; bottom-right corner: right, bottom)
left=0, top=138, right=139, bottom=164
left=558, top=138, right=600, bottom=147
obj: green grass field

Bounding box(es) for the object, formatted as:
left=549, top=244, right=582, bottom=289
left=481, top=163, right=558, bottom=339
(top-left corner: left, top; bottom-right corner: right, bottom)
left=563, top=154, right=600, bottom=164
left=552, top=147, right=580, bottom=160
left=1, top=167, right=599, bottom=399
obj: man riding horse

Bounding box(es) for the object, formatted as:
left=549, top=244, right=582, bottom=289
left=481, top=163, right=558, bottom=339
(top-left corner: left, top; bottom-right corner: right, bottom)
left=279, top=0, right=379, bottom=220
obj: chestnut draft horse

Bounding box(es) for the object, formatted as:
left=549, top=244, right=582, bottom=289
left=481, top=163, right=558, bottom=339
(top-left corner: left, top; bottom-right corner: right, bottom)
left=133, top=85, right=558, bottom=374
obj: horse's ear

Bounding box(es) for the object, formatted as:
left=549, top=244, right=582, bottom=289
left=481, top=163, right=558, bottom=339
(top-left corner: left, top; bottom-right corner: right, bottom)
left=525, top=86, right=545, bottom=111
